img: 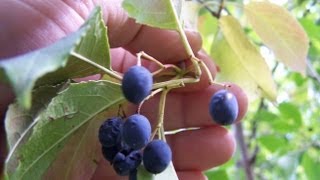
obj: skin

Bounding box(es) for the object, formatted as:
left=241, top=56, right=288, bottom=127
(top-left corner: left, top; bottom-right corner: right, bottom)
left=0, top=0, right=248, bottom=179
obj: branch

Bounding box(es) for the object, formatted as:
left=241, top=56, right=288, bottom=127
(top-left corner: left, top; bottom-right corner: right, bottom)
left=235, top=122, right=254, bottom=180
left=307, top=60, right=320, bottom=84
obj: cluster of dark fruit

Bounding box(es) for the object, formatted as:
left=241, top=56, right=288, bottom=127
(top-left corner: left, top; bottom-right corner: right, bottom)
left=98, top=115, right=172, bottom=179
left=98, top=64, right=239, bottom=178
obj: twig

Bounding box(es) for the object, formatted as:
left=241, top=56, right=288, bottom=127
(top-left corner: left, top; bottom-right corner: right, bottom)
left=307, top=60, right=320, bottom=84
left=235, top=122, right=254, bottom=180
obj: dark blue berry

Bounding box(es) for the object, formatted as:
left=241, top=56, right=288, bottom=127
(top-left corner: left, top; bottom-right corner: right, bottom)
left=98, top=117, right=123, bottom=147
left=143, top=140, right=172, bottom=174
left=129, top=169, right=137, bottom=180
left=101, top=146, right=119, bottom=163
left=209, top=89, right=239, bottom=125
left=122, top=114, right=151, bottom=150
left=113, top=150, right=142, bottom=176
left=122, top=65, right=153, bottom=104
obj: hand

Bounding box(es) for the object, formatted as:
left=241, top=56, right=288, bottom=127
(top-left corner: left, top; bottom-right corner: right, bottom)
left=0, top=0, right=248, bottom=179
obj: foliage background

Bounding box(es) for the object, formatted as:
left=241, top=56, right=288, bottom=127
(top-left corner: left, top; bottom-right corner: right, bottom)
left=202, top=0, right=320, bottom=179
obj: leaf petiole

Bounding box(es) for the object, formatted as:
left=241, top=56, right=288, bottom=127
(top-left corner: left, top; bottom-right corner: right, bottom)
left=70, top=51, right=123, bottom=80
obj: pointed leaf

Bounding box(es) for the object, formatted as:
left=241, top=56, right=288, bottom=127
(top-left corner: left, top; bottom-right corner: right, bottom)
left=122, top=0, right=181, bottom=30
left=212, top=16, right=277, bottom=100
left=5, top=81, right=124, bottom=180
left=0, top=7, right=111, bottom=109
left=244, top=2, right=309, bottom=74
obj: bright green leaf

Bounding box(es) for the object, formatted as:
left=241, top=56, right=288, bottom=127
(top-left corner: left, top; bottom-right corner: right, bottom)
left=0, top=7, right=110, bottom=109
left=278, top=102, right=302, bottom=126
left=137, top=162, right=179, bottom=180
left=299, top=18, right=320, bottom=58
left=245, top=2, right=309, bottom=75
left=122, top=0, right=181, bottom=30
left=205, top=169, right=229, bottom=180
left=258, top=135, right=287, bottom=153
left=5, top=81, right=124, bottom=180
left=211, top=16, right=277, bottom=101
left=302, top=150, right=320, bottom=180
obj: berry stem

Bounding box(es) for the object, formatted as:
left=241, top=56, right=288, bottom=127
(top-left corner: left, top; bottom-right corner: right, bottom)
left=152, top=77, right=198, bottom=90
left=150, top=89, right=169, bottom=141
left=70, top=51, right=123, bottom=80
left=137, top=88, right=164, bottom=114
left=137, top=51, right=164, bottom=67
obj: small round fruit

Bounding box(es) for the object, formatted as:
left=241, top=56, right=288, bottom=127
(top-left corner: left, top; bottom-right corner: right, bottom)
left=209, top=89, right=239, bottom=125
left=122, top=114, right=151, bottom=150
left=98, top=117, right=123, bottom=147
left=113, top=150, right=142, bottom=176
left=101, top=145, right=119, bottom=163
left=121, top=65, right=153, bottom=104
left=143, top=140, right=172, bottom=174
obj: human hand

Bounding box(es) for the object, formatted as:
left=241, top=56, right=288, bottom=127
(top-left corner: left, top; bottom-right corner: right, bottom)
left=0, top=0, right=248, bottom=179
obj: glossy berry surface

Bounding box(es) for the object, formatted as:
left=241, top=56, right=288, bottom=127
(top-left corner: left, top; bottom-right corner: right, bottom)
left=209, top=89, right=239, bottom=125
left=98, top=117, right=123, bottom=147
left=121, top=65, right=153, bottom=104
left=122, top=114, right=151, bottom=150
left=143, top=140, right=172, bottom=174
left=113, top=150, right=142, bottom=176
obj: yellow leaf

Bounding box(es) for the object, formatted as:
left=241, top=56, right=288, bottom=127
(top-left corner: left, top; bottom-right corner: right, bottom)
left=245, top=2, right=309, bottom=75
left=212, top=16, right=277, bottom=101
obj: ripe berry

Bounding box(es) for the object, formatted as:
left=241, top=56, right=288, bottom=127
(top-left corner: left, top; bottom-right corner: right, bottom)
left=129, top=169, right=137, bottom=180
left=98, top=117, right=123, bottom=147
left=143, top=140, right=172, bottom=174
left=113, top=150, right=142, bottom=176
left=121, top=65, right=153, bottom=104
left=101, top=145, right=119, bottom=163
left=122, top=114, right=151, bottom=150
left=209, top=89, right=239, bottom=125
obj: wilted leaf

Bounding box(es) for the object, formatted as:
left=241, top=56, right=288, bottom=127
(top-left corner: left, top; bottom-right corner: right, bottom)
left=211, top=16, right=277, bottom=101
left=122, top=0, right=181, bottom=30
left=5, top=81, right=124, bottom=180
left=0, top=7, right=110, bottom=109
left=245, top=2, right=309, bottom=74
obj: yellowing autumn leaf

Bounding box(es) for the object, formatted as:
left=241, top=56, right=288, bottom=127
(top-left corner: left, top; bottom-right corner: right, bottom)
left=212, top=16, right=277, bottom=101
left=245, top=2, right=309, bottom=75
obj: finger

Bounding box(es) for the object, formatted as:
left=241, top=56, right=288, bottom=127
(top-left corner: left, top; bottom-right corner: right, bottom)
left=177, top=171, right=207, bottom=180
left=102, top=0, right=202, bottom=63
left=167, top=126, right=235, bottom=171
left=131, top=83, right=248, bottom=130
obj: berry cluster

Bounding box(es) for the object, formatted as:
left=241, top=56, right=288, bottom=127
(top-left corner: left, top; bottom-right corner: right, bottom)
left=98, top=64, right=239, bottom=178
left=98, top=115, right=172, bottom=179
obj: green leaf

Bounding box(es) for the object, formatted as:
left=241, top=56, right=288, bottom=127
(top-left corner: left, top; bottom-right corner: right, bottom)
left=205, top=169, right=229, bottom=180
left=258, top=135, right=287, bottom=153
left=299, top=18, right=320, bottom=59
left=137, top=162, right=179, bottom=180
left=276, top=151, right=302, bottom=179
left=211, top=16, right=277, bottom=101
left=302, top=150, right=320, bottom=180
left=5, top=80, right=124, bottom=180
left=0, top=7, right=110, bottom=109
left=278, top=102, right=302, bottom=127
left=198, top=11, right=219, bottom=53
left=122, top=0, right=181, bottom=30
left=4, top=83, right=67, bottom=150
left=244, top=2, right=309, bottom=75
